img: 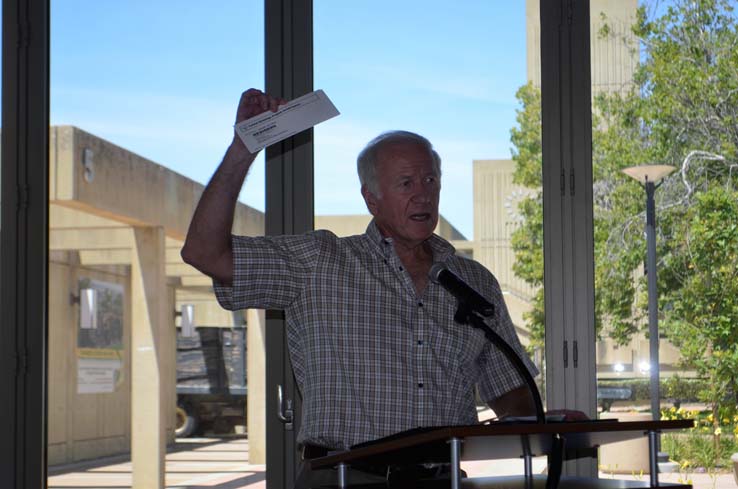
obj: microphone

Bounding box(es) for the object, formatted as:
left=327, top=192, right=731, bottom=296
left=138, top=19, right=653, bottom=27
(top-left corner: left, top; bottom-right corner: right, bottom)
left=429, top=263, right=495, bottom=317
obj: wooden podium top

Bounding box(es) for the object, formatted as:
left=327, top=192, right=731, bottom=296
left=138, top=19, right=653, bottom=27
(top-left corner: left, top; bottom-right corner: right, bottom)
left=309, top=419, right=693, bottom=470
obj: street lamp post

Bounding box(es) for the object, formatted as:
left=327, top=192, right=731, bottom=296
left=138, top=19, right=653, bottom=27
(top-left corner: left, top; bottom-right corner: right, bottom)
left=622, top=164, right=676, bottom=424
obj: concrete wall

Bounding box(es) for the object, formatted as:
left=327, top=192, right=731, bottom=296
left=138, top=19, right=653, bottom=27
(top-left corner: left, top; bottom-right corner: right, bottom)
left=50, top=125, right=265, bottom=240
left=596, top=336, right=688, bottom=380
left=47, top=251, right=177, bottom=466
left=473, top=159, right=536, bottom=302
left=47, top=125, right=262, bottom=468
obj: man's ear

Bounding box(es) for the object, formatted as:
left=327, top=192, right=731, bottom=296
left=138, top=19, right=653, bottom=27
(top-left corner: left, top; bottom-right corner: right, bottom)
left=361, top=185, right=378, bottom=216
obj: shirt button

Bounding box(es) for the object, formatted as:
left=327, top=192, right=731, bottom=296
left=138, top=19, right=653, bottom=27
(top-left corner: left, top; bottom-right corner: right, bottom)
left=417, top=302, right=423, bottom=307
left=417, top=340, right=424, bottom=345
left=399, top=266, right=404, bottom=271
left=418, top=383, right=424, bottom=388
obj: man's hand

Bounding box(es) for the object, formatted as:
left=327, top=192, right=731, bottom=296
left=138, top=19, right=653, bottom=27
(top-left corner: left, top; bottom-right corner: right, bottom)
left=546, top=409, right=589, bottom=421
left=488, top=386, right=538, bottom=419
left=487, top=387, right=590, bottom=422
left=230, top=89, right=287, bottom=158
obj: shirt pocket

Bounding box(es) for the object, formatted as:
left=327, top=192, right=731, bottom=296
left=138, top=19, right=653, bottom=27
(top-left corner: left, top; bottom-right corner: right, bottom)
left=429, top=301, right=485, bottom=383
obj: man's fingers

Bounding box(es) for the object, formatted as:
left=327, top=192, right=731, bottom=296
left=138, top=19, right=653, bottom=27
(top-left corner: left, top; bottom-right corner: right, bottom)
left=241, top=87, right=263, bottom=98
left=240, top=88, right=263, bottom=106
left=236, top=89, right=287, bottom=123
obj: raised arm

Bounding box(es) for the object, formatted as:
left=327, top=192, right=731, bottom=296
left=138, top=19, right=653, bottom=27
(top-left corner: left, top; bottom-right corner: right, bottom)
left=181, top=89, right=285, bottom=285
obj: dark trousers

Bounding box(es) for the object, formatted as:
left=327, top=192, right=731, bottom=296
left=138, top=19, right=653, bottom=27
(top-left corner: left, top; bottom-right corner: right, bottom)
left=294, top=458, right=462, bottom=488
left=294, top=460, right=387, bottom=488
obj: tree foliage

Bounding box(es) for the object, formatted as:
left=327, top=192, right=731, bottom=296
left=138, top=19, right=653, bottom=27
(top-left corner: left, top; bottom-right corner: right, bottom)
left=509, top=0, right=738, bottom=411
left=509, top=83, right=545, bottom=346
left=660, top=187, right=738, bottom=410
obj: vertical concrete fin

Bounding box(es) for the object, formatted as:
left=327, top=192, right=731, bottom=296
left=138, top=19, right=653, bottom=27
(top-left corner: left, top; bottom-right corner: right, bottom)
left=130, top=226, right=166, bottom=489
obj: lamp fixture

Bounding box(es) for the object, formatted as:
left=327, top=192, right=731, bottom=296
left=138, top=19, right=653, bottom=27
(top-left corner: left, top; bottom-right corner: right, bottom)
left=622, top=164, right=676, bottom=184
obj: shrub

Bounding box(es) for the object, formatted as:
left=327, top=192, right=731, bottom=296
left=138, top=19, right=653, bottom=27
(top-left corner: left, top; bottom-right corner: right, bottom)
left=661, top=431, right=738, bottom=470
left=597, top=377, right=709, bottom=406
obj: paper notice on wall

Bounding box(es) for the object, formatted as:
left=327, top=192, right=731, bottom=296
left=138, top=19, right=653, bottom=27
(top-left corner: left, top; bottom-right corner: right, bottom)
left=77, top=358, right=121, bottom=394
left=234, top=89, right=340, bottom=153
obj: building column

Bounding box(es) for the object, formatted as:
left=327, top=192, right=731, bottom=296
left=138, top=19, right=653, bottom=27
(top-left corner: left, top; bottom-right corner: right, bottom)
left=130, top=226, right=167, bottom=488
left=247, top=309, right=267, bottom=464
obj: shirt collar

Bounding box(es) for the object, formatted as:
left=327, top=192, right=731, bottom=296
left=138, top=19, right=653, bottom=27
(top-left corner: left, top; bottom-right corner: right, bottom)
left=365, top=219, right=456, bottom=262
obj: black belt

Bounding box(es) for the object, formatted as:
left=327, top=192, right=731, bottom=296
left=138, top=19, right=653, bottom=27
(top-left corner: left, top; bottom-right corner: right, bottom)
left=302, top=443, right=332, bottom=460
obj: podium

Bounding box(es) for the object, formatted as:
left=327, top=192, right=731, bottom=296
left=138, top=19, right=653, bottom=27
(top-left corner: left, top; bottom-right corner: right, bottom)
left=308, top=419, right=694, bottom=489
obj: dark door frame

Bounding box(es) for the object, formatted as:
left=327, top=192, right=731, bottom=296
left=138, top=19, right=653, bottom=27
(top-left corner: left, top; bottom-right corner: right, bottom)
left=264, top=1, right=314, bottom=488
left=1, top=0, right=51, bottom=487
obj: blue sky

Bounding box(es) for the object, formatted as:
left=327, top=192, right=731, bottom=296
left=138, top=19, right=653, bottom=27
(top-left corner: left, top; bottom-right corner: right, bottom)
left=50, top=1, right=528, bottom=239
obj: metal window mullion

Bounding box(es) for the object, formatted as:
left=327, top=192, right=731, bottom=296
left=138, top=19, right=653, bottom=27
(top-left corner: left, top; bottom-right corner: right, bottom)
left=541, top=0, right=567, bottom=412
left=540, top=0, right=596, bottom=477
left=265, top=1, right=313, bottom=488
left=1, top=0, right=50, bottom=487
left=569, top=0, right=597, bottom=477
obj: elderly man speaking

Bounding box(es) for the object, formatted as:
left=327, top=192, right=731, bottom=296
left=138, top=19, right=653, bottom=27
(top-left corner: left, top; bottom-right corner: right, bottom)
left=182, top=89, right=539, bottom=486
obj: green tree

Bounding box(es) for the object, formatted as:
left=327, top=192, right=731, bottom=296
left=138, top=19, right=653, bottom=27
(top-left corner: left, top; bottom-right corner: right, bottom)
left=509, top=83, right=545, bottom=347
left=509, top=0, right=738, bottom=425
left=660, top=187, right=738, bottom=453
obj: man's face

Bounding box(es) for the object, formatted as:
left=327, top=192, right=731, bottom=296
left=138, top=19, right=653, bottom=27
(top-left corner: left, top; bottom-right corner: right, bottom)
left=362, top=141, right=440, bottom=249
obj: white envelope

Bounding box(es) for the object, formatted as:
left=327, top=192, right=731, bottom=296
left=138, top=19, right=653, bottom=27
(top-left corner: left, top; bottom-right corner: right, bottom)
left=235, top=89, right=340, bottom=153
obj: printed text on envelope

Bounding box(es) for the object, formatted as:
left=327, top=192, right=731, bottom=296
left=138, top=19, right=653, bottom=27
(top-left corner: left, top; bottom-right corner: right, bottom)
left=235, top=90, right=339, bottom=153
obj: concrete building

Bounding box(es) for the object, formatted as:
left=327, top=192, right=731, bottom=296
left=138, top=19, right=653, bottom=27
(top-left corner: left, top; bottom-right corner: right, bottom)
left=47, top=125, right=264, bottom=466
left=526, top=0, right=639, bottom=94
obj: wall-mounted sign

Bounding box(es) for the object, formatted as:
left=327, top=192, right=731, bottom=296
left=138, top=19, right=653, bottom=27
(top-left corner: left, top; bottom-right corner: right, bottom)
left=77, top=358, right=122, bottom=394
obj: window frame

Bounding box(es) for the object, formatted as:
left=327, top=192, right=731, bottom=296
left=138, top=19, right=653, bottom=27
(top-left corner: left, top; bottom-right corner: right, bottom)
left=1, top=0, right=51, bottom=486
left=0, top=0, right=599, bottom=485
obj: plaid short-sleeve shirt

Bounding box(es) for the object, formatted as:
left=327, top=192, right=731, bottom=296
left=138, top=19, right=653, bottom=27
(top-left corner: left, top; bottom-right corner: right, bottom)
left=214, top=220, right=538, bottom=450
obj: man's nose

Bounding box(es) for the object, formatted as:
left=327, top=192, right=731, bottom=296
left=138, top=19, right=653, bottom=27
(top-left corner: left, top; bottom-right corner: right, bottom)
left=411, top=187, right=433, bottom=203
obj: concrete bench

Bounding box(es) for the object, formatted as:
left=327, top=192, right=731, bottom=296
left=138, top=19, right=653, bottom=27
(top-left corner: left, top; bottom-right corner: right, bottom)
left=597, top=387, right=632, bottom=412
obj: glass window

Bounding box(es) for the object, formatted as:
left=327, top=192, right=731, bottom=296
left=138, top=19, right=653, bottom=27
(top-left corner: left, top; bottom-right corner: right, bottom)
left=47, top=1, right=266, bottom=486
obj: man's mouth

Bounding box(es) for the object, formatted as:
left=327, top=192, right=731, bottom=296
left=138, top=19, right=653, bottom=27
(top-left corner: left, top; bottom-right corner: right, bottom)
left=409, top=213, right=431, bottom=222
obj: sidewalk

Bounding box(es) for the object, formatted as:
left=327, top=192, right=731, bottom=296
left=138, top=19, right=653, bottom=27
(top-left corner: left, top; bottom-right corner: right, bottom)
left=463, top=456, right=737, bottom=489
left=48, top=436, right=737, bottom=489
left=600, top=470, right=736, bottom=489
left=48, top=436, right=266, bottom=489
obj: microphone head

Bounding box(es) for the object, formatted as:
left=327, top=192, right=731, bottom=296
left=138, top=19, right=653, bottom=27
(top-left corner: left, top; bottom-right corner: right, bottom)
left=429, top=262, right=447, bottom=284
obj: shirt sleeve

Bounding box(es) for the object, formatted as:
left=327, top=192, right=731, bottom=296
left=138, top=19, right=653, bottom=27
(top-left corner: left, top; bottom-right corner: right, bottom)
left=213, top=232, right=322, bottom=311
left=473, top=268, right=540, bottom=403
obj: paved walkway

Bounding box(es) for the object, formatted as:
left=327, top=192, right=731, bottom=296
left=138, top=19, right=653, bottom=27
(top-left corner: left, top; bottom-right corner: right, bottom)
left=48, top=436, right=265, bottom=489
left=465, top=458, right=737, bottom=489
left=48, top=436, right=736, bottom=489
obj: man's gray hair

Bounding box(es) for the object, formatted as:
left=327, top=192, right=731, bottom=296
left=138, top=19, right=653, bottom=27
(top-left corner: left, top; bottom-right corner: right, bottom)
left=357, top=130, right=442, bottom=195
